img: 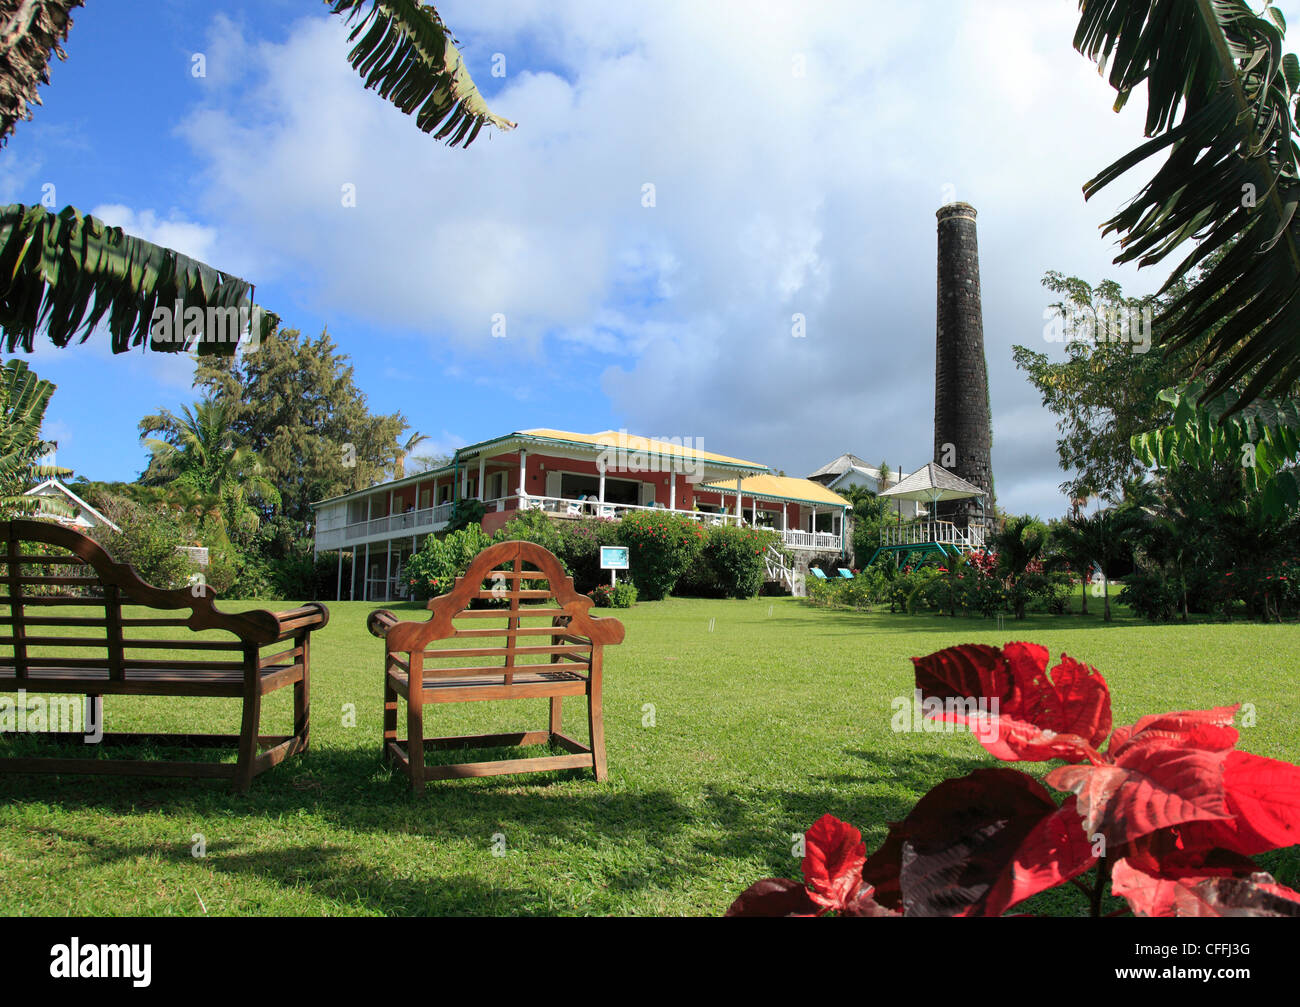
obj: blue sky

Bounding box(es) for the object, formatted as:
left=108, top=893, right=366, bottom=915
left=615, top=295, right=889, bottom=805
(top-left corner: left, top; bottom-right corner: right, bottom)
left=6, top=0, right=1298, bottom=515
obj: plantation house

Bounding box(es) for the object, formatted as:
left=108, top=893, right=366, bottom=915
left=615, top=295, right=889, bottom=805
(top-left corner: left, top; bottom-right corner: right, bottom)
left=311, top=428, right=851, bottom=601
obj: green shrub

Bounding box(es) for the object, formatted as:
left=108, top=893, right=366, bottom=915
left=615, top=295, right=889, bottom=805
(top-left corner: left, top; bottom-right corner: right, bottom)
left=592, top=580, right=637, bottom=608
left=405, top=524, right=493, bottom=599
left=703, top=525, right=778, bottom=598
left=93, top=495, right=196, bottom=590
left=555, top=517, right=621, bottom=593
left=616, top=510, right=705, bottom=600
left=493, top=508, right=566, bottom=557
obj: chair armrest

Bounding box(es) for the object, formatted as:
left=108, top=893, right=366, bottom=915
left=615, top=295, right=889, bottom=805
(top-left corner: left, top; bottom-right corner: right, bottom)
left=267, top=602, right=330, bottom=642
left=368, top=608, right=400, bottom=639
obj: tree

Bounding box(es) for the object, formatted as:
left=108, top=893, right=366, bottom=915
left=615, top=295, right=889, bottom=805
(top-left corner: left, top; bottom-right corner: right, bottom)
left=0, top=357, right=68, bottom=515
left=992, top=514, right=1048, bottom=620
left=0, top=1, right=514, bottom=355
left=392, top=431, right=430, bottom=479
left=1074, top=0, right=1300, bottom=410
left=1013, top=270, right=1201, bottom=502
left=193, top=325, right=407, bottom=536
left=1061, top=506, right=1138, bottom=623
left=1048, top=516, right=1095, bottom=616
left=138, top=397, right=280, bottom=544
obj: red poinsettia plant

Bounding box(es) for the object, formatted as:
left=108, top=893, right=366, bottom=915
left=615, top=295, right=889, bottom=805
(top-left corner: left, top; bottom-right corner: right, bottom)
left=727, top=642, right=1300, bottom=917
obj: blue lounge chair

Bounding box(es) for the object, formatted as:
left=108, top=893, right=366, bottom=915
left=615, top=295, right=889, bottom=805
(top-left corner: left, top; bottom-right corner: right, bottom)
left=838, top=568, right=854, bottom=579
left=810, top=568, right=828, bottom=580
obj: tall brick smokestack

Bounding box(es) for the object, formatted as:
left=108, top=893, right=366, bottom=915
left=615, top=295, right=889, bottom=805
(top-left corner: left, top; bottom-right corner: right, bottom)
left=934, top=202, right=993, bottom=528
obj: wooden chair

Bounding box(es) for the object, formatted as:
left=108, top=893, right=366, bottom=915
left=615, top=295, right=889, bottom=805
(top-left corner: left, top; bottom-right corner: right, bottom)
left=0, top=519, right=329, bottom=791
left=368, top=540, right=624, bottom=791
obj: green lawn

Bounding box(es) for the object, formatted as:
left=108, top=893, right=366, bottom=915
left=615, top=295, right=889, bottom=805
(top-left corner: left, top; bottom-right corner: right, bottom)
left=1, top=595, right=1297, bottom=916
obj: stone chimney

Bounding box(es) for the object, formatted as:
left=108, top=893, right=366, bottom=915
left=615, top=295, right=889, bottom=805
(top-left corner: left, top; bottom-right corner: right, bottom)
left=934, top=202, right=994, bottom=527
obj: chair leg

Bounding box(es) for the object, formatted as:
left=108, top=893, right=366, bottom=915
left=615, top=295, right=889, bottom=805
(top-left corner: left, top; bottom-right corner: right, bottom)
left=406, top=697, right=425, bottom=794
left=234, top=688, right=263, bottom=794
left=587, top=686, right=607, bottom=783
left=382, top=670, right=398, bottom=766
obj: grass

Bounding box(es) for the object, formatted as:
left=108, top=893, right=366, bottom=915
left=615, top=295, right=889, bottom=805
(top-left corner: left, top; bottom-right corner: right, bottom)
left=1, top=594, right=1297, bottom=916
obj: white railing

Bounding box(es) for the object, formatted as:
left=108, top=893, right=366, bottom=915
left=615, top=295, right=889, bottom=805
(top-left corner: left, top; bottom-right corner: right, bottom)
left=764, top=544, right=795, bottom=591
left=780, top=530, right=843, bottom=551
left=316, top=501, right=456, bottom=549
left=515, top=494, right=748, bottom=526
left=317, top=493, right=845, bottom=553
left=881, top=519, right=986, bottom=550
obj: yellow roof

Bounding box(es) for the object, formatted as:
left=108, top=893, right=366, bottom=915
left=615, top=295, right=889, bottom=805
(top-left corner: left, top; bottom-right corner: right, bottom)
left=700, top=474, right=852, bottom=508
left=519, top=429, right=767, bottom=470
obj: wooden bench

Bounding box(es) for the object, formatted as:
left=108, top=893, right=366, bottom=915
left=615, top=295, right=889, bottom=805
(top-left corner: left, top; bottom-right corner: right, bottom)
left=368, top=540, right=624, bottom=791
left=0, top=519, right=329, bottom=791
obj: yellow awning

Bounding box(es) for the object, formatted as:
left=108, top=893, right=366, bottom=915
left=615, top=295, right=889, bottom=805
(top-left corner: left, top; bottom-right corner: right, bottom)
left=519, top=429, right=767, bottom=470
left=700, top=474, right=852, bottom=508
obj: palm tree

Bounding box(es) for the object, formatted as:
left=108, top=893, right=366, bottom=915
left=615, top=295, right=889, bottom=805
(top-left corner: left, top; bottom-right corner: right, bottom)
left=139, top=398, right=280, bottom=540
left=1050, top=515, right=1097, bottom=616
left=0, top=1, right=514, bottom=355
left=392, top=431, right=430, bottom=479
left=0, top=357, right=70, bottom=515
left=992, top=514, right=1049, bottom=619
left=1074, top=1, right=1300, bottom=410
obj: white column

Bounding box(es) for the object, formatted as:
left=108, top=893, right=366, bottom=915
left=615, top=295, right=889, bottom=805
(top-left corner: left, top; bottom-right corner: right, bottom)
left=336, top=549, right=343, bottom=601
left=363, top=542, right=371, bottom=601
left=477, top=455, right=485, bottom=501
left=782, top=502, right=788, bottom=531
left=385, top=539, right=393, bottom=602
left=668, top=474, right=676, bottom=511
left=735, top=477, right=742, bottom=522
left=518, top=449, right=528, bottom=500
left=461, top=464, right=468, bottom=499
left=598, top=463, right=606, bottom=503
left=811, top=506, right=818, bottom=535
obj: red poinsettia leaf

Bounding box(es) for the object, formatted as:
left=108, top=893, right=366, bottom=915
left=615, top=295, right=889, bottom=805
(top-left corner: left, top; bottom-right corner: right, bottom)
left=1109, top=705, right=1240, bottom=759
left=1174, top=873, right=1300, bottom=917
left=889, top=768, right=1082, bottom=916
left=1047, top=745, right=1232, bottom=848
left=1122, top=829, right=1258, bottom=877
left=802, top=814, right=867, bottom=911
left=860, top=819, right=906, bottom=912
left=1220, top=750, right=1300, bottom=852
left=912, top=643, right=1110, bottom=763
left=724, top=877, right=821, bottom=917
left=1111, top=856, right=1207, bottom=917
left=841, top=882, right=902, bottom=917
left=1009, top=648, right=1113, bottom=751
left=984, top=795, right=1097, bottom=916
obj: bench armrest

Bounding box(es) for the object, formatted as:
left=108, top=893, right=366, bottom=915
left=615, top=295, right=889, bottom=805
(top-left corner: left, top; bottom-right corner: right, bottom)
left=266, top=602, right=330, bottom=642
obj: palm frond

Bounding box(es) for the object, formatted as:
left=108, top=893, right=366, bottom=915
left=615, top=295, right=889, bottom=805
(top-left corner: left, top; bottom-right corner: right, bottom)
left=0, top=0, right=83, bottom=146
left=328, top=0, right=515, bottom=148
left=1075, top=0, right=1300, bottom=410
left=0, top=203, right=263, bottom=354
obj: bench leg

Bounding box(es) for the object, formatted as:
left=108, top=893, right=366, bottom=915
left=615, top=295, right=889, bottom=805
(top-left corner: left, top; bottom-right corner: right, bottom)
left=234, top=688, right=263, bottom=794
left=549, top=696, right=562, bottom=738
left=295, top=632, right=311, bottom=754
